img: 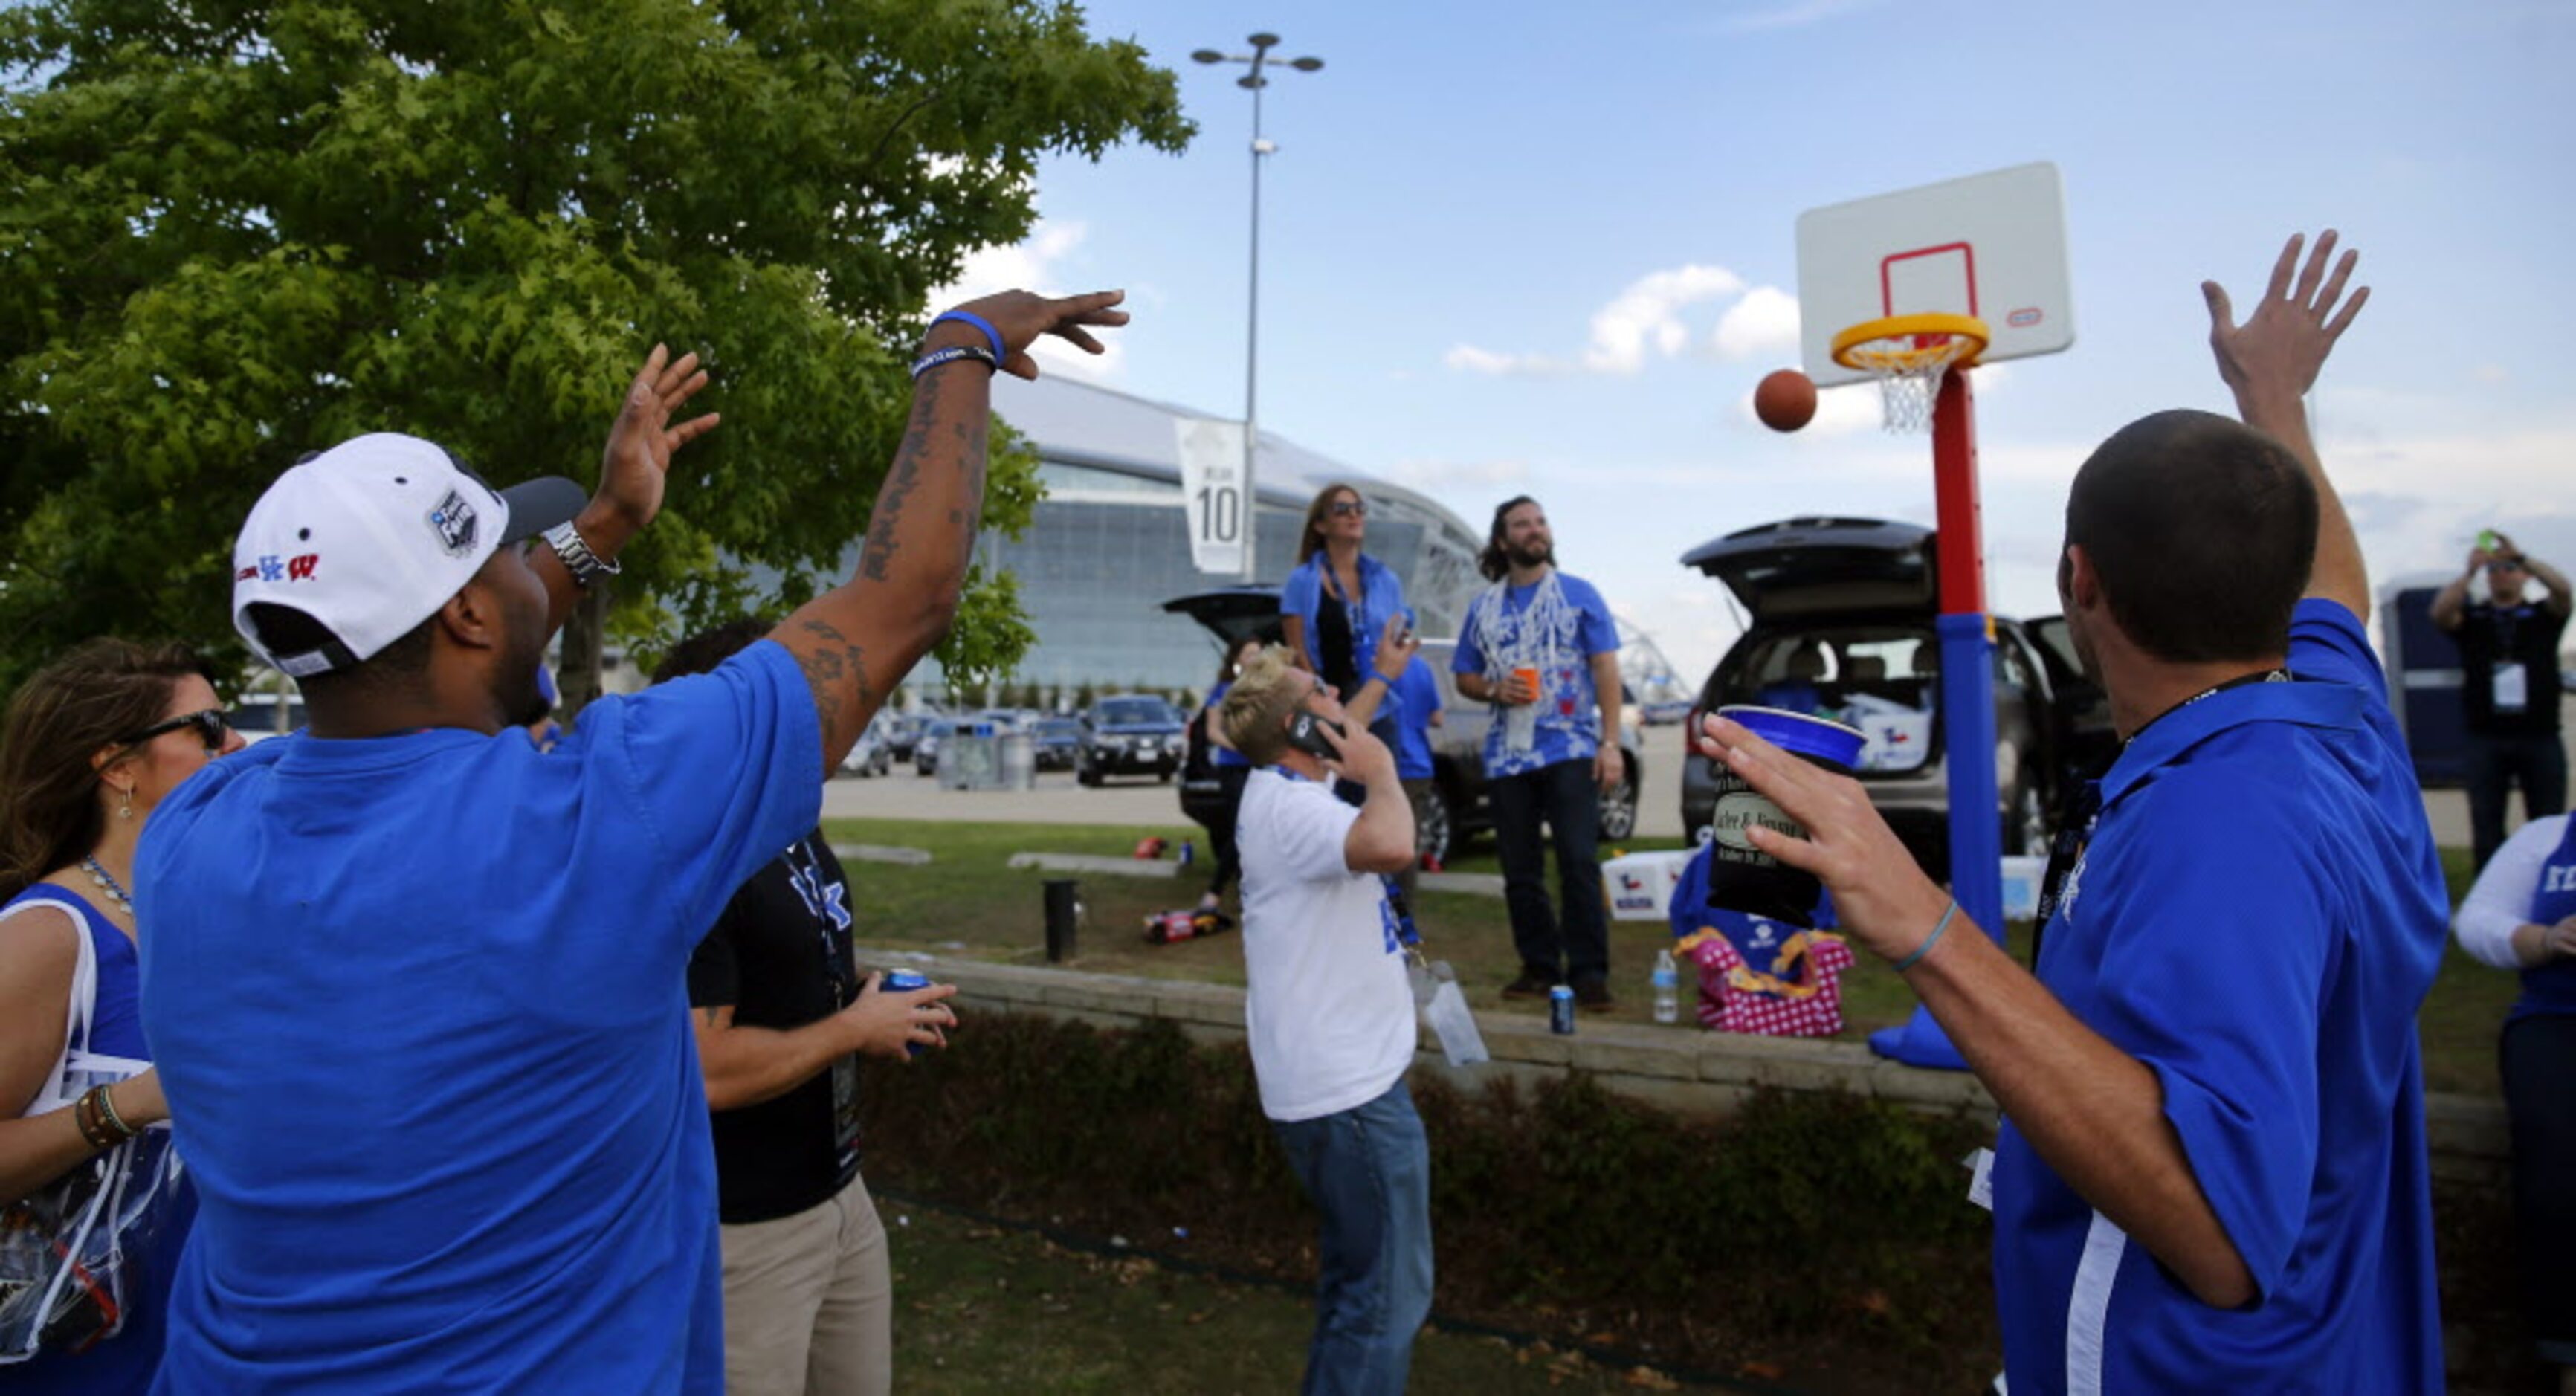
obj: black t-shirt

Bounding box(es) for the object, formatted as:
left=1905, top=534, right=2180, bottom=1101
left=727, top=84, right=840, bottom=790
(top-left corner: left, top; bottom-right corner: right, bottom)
left=2450, top=601, right=2569, bottom=736
left=688, top=830, right=863, bottom=1224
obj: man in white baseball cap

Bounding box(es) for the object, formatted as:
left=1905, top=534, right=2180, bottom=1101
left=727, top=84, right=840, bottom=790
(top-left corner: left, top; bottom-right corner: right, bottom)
left=227, top=431, right=589, bottom=685
left=134, top=287, right=1128, bottom=1395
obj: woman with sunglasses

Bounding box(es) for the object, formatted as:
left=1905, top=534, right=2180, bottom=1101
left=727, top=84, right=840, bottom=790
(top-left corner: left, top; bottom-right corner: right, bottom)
left=0, top=639, right=240, bottom=1392
left=1281, top=483, right=1408, bottom=705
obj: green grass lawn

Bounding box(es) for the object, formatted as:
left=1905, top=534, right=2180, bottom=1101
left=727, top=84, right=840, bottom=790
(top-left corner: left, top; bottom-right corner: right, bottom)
left=883, top=1198, right=1743, bottom=1393
left=825, top=816, right=2516, bottom=1098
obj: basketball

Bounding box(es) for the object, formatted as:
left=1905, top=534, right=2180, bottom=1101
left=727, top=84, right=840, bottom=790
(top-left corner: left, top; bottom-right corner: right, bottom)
left=1755, top=369, right=1817, bottom=433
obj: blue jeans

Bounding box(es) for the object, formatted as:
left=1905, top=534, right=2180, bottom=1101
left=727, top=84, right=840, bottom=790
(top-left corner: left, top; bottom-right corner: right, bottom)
left=1271, top=1080, right=1433, bottom=1396
left=1491, top=755, right=1609, bottom=986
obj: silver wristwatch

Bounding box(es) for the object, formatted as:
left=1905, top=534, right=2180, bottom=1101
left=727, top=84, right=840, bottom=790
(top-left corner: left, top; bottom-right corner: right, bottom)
left=543, top=522, right=621, bottom=588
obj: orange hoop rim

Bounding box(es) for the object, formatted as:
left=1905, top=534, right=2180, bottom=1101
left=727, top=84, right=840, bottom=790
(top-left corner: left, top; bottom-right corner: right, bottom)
left=1830, top=313, right=1991, bottom=372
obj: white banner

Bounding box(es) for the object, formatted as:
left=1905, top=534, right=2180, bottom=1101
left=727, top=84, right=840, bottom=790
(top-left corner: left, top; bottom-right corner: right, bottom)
left=1173, top=417, right=1248, bottom=575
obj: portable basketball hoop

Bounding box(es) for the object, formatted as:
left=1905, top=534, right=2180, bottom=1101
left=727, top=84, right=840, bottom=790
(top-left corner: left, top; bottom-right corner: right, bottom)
left=1830, top=312, right=1989, bottom=434
left=1793, top=162, right=2076, bottom=1071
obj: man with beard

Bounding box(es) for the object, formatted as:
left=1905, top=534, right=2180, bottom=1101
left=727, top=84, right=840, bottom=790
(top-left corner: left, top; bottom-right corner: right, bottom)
left=1452, top=497, right=1624, bottom=1005
left=1697, top=232, right=2449, bottom=1390
left=134, top=287, right=1126, bottom=1392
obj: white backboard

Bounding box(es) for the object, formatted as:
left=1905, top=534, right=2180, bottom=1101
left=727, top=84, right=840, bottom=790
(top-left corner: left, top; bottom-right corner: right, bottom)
left=1795, top=162, right=2074, bottom=387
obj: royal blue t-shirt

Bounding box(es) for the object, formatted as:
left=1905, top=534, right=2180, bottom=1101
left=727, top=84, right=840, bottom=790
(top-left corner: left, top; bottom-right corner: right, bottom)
left=135, top=641, right=821, bottom=1395
left=1992, top=600, right=2447, bottom=1392
left=1280, top=551, right=1406, bottom=685
left=1391, top=656, right=1442, bottom=781
left=1452, top=572, right=1620, bottom=778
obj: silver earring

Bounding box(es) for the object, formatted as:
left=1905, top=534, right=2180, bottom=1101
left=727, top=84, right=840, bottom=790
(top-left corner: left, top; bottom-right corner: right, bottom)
left=117, top=786, right=133, bottom=821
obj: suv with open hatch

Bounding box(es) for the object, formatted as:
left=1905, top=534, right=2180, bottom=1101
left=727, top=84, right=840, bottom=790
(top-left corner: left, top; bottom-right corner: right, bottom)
left=1161, top=584, right=1643, bottom=864
left=1676, top=517, right=2116, bottom=876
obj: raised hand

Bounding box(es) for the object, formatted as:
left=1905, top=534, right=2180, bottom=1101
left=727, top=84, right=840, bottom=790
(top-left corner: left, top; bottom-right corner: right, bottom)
left=929, top=289, right=1129, bottom=380
left=596, top=344, right=720, bottom=531
left=2201, top=230, right=2369, bottom=409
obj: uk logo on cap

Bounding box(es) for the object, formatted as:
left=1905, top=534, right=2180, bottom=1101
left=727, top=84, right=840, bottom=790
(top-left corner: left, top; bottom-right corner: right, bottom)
left=428, top=489, right=480, bottom=555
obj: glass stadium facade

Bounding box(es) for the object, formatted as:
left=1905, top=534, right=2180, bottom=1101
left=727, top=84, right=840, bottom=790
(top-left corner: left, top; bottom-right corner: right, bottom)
left=897, top=375, right=1486, bottom=699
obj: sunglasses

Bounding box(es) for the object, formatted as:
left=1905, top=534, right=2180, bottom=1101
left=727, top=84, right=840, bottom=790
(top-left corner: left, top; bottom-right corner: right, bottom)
left=117, top=708, right=228, bottom=754
left=1329, top=500, right=1368, bottom=518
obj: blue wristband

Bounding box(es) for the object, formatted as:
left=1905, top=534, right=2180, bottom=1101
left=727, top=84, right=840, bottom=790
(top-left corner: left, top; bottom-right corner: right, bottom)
left=1375, top=669, right=1404, bottom=687
left=930, top=309, right=1006, bottom=365
left=1891, top=899, right=1957, bottom=973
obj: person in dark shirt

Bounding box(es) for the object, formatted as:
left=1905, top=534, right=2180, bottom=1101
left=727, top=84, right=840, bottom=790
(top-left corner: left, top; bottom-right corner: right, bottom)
left=2432, top=533, right=2571, bottom=870
left=658, top=620, right=959, bottom=1396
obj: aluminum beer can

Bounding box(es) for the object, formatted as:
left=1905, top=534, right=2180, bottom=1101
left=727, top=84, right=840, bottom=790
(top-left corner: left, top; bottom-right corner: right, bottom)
left=883, top=969, right=933, bottom=1055
left=1548, top=984, right=1576, bottom=1035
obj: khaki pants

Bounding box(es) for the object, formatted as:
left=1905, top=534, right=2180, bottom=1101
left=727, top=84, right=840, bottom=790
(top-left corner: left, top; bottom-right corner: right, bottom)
left=717, top=1173, right=892, bottom=1396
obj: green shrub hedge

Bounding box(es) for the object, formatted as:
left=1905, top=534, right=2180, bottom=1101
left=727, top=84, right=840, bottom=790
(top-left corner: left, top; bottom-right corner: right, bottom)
left=858, top=1012, right=2528, bottom=1392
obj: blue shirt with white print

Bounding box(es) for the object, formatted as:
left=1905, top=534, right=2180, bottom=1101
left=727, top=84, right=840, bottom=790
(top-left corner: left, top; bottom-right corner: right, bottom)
left=1452, top=571, right=1620, bottom=778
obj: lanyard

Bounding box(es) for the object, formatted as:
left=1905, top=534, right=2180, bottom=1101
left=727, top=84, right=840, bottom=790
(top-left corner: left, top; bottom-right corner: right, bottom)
left=2030, top=668, right=2288, bottom=963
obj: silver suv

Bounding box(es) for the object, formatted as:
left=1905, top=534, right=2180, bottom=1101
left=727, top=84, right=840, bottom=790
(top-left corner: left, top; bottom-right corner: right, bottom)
left=1675, top=517, right=2114, bottom=876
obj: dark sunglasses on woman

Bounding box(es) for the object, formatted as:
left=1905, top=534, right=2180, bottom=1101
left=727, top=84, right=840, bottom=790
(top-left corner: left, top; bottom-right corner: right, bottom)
left=117, top=708, right=229, bottom=754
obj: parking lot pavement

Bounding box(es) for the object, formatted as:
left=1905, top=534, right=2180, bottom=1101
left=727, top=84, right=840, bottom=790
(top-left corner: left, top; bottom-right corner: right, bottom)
left=820, top=768, right=1189, bottom=826
left=819, top=737, right=2485, bottom=853
left=819, top=751, right=1698, bottom=839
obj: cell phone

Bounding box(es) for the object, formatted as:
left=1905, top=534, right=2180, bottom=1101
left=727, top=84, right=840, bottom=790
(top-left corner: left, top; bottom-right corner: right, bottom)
left=1284, top=709, right=1346, bottom=760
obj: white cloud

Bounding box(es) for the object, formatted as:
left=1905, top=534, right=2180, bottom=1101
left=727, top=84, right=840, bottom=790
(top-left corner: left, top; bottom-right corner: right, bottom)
left=2473, top=363, right=2510, bottom=384
left=927, top=219, right=1126, bottom=382
left=1449, top=264, right=1747, bottom=378
left=1711, top=285, right=1801, bottom=361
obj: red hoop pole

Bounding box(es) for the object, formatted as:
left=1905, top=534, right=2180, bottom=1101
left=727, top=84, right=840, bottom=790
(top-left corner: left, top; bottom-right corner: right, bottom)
left=1932, top=369, right=1982, bottom=614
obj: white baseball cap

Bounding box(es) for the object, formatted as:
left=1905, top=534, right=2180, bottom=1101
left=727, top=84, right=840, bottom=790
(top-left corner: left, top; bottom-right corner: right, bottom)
left=231, top=433, right=587, bottom=678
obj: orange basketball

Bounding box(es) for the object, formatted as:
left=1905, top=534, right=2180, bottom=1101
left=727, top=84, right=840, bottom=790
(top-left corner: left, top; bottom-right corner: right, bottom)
left=1755, top=368, right=1818, bottom=432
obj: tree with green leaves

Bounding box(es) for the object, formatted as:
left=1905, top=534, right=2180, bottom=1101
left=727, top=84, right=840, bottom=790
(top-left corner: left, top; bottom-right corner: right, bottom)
left=0, top=0, right=1189, bottom=702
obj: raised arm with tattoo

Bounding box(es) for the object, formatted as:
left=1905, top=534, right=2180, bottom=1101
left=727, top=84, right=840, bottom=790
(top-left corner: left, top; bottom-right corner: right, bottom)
left=768, top=291, right=1129, bottom=772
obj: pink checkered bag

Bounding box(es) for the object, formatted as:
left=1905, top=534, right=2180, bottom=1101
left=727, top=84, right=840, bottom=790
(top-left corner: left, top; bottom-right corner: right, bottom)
left=1673, top=919, right=1856, bottom=1038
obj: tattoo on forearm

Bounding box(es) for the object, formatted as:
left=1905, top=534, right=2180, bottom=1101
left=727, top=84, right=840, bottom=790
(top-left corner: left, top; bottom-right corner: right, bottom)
left=792, top=617, right=876, bottom=754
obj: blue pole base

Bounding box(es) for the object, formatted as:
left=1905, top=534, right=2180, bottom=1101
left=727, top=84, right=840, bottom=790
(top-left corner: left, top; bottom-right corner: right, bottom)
left=1870, top=1004, right=1969, bottom=1071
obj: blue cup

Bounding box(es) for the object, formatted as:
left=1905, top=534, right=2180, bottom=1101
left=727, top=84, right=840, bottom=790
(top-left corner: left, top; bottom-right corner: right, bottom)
left=1705, top=705, right=1865, bottom=925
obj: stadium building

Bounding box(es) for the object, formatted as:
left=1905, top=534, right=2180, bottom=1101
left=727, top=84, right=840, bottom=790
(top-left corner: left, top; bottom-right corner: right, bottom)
left=903, top=375, right=1487, bottom=698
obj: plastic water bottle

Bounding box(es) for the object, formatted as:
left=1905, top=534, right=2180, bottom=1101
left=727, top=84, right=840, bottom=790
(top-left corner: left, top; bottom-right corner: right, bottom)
left=1651, top=949, right=1679, bottom=1025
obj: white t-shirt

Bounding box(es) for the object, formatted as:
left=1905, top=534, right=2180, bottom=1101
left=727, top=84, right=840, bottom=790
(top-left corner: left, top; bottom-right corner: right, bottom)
left=1237, top=767, right=1419, bottom=1122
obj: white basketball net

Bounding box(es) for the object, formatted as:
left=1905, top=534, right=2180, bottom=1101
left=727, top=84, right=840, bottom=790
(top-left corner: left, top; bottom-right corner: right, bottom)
left=1839, top=332, right=1981, bottom=434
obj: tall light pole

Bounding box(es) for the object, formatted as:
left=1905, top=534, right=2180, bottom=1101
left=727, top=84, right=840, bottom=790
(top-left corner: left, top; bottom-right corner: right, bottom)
left=1192, top=33, right=1322, bottom=583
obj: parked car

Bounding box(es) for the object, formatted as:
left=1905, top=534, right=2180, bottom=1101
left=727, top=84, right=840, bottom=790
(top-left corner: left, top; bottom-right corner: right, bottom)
left=1076, top=695, right=1188, bottom=786
left=1160, top=586, right=1644, bottom=864
left=882, top=713, right=929, bottom=762
left=1674, top=517, right=2112, bottom=877
left=225, top=692, right=309, bottom=746
left=1031, top=717, right=1084, bottom=772
left=837, top=714, right=894, bottom=778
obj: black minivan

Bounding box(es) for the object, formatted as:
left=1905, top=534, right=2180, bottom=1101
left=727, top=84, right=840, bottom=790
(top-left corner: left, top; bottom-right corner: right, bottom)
left=1674, top=517, right=2116, bottom=877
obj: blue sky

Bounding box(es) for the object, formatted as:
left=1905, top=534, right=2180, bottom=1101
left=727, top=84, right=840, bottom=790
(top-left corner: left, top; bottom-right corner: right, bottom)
left=944, top=0, right=2574, bottom=682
